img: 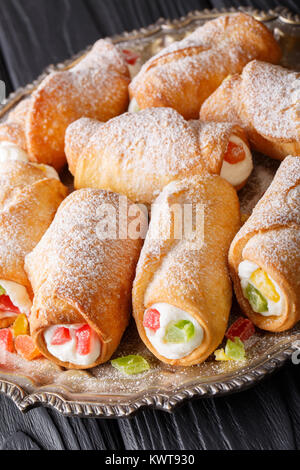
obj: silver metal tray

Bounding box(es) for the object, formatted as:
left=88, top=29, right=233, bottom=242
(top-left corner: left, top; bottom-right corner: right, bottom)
left=0, top=6, right=300, bottom=419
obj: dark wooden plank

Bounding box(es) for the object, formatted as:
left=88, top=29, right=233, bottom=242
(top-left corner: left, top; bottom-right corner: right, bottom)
left=0, top=0, right=299, bottom=92
left=1, top=431, right=41, bottom=450
left=119, top=365, right=300, bottom=450
left=0, top=394, right=66, bottom=450
left=0, top=0, right=100, bottom=89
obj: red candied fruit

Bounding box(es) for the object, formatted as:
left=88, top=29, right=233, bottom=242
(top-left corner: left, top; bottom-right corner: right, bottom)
left=0, top=296, right=20, bottom=314
left=51, top=327, right=71, bottom=346
left=122, top=49, right=139, bottom=66
left=0, top=328, right=14, bottom=353
left=75, top=324, right=92, bottom=356
left=224, top=142, right=246, bottom=164
left=143, top=308, right=160, bottom=332
left=226, top=317, right=255, bottom=342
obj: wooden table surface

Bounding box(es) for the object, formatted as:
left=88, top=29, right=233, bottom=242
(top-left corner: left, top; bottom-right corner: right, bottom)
left=0, top=0, right=299, bottom=451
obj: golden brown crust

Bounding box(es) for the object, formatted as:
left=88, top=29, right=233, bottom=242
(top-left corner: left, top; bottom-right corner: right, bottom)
left=65, top=108, right=250, bottom=204
left=25, top=189, right=143, bottom=369
left=201, top=61, right=300, bottom=160
left=130, top=13, right=281, bottom=119
left=0, top=41, right=130, bottom=171
left=228, top=156, right=300, bottom=332
left=0, top=162, right=68, bottom=294
left=0, top=99, right=32, bottom=150
left=188, top=119, right=249, bottom=176
left=25, top=40, right=130, bottom=170
left=0, top=122, right=27, bottom=149
left=132, top=175, right=241, bottom=366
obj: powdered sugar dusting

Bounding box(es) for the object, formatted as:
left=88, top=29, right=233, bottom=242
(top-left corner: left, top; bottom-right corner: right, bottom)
left=243, top=156, right=300, bottom=232
left=0, top=162, right=66, bottom=286
left=235, top=156, right=300, bottom=269
left=241, top=61, right=300, bottom=140
left=26, top=189, right=140, bottom=316
left=82, top=108, right=202, bottom=176
left=131, top=12, right=280, bottom=108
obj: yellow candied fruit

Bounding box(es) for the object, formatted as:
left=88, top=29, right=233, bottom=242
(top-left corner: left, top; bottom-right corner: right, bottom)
left=250, top=269, right=280, bottom=303
left=37, top=164, right=47, bottom=172
left=13, top=314, right=29, bottom=338
left=214, top=348, right=231, bottom=362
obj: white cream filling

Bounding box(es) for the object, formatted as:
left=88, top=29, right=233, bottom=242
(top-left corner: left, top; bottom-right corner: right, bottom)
left=128, top=97, right=141, bottom=113
left=144, top=303, right=204, bottom=360
left=0, top=280, right=32, bottom=318
left=220, top=135, right=253, bottom=187
left=0, top=142, right=29, bottom=163
left=238, top=261, right=284, bottom=317
left=33, top=163, right=60, bottom=180
left=0, top=142, right=59, bottom=180
left=44, top=324, right=101, bottom=366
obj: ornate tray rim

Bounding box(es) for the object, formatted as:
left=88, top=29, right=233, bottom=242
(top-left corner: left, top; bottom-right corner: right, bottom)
left=0, top=5, right=299, bottom=419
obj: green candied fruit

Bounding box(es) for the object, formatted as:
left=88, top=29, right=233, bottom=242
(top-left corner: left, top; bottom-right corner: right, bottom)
left=225, top=337, right=246, bottom=361
left=111, top=355, right=150, bottom=375
left=164, top=320, right=195, bottom=344
left=244, top=283, right=268, bottom=313
left=0, top=285, right=6, bottom=296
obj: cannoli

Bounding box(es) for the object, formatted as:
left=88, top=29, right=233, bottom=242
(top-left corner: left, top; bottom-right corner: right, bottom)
left=200, top=60, right=300, bottom=160
left=0, top=40, right=130, bottom=170
left=132, top=174, right=240, bottom=366
left=25, top=189, right=143, bottom=369
left=229, top=156, right=300, bottom=332
left=0, top=142, right=67, bottom=328
left=129, top=13, right=281, bottom=119
left=65, top=108, right=252, bottom=204
left=0, top=99, right=30, bottom=150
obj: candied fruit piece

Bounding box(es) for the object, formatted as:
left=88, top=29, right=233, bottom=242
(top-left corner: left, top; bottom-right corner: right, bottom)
left=75, top=324, right=92, bottom=356
left=224, top=141, right=246, bottom=164
left=13, top=314, right=29, bottom=337
left=164, top=320, right=195, bottom=344
left=0, top=285, right=6, bottom=296
left=0, top=328, right=14, bottom=353
left=111, top=355, right=150, bottom=375
left=143, top=308, right=160, bottom=332
left=225, top=337, right=246, bottom=361
left=214, top=348, right=230, bottom=361
left=51, top=327, right=71, bottom=346
left=122, top=49, right=139, bottom=65
left=226, top=317, right=255, bottom=342
left=15, top=335, right=41, bottom=361
left=0, top=295, right=20, bottom=313
left=250, top=269, right=280, bottom=303
left=245, top=284, right=268, bottom=313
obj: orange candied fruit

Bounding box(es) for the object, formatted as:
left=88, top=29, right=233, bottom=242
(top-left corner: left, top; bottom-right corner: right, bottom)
left=15, top=335, right=42, bottom=361
left=224, top=141, right=246, bottom=164
left=12, top=314, right=29, bottom=337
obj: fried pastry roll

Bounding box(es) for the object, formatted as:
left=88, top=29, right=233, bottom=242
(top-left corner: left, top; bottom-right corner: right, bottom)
left=0, top=142, right=67, bottom=328
left=129, top=13, right=281, bottom=119
left=0, top=99, right=30, bottom=150
left=229, top=156, right=300, bottom=332
left=132, top=175, right=240, bottom=366
left=25, top=189, right=143, bottom=369
left=200, top=60, right=300, bottom=160
left=0, top=40, right=130, bottom=170
left=65, top=108, right=252, bottom=204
